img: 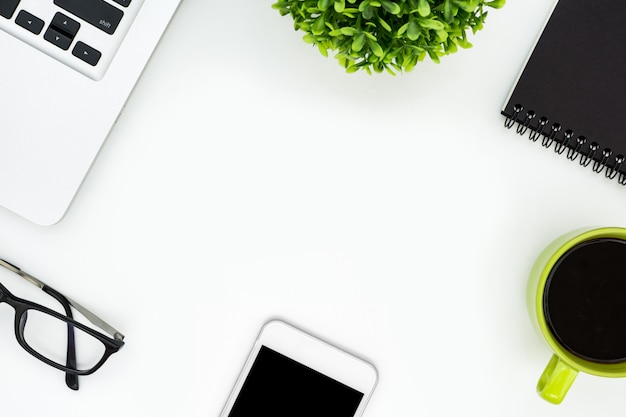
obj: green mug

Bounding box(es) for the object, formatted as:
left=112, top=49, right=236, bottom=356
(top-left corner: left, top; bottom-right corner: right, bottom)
left=528, top=227, right=626, bottom=404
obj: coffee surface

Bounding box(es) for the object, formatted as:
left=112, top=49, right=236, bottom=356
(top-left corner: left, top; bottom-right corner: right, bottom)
left=544, top=238, right=626, bottom=363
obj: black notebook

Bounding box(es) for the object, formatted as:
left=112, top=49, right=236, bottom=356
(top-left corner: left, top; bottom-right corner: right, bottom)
left=501, top=0, right=626, bottom=184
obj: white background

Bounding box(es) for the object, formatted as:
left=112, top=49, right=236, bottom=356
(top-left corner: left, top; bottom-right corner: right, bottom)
left=2, top=0, right=626, bottom=415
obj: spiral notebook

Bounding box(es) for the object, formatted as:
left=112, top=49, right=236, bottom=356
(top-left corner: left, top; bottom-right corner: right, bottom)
left=501, top=0, right=626, bottom=184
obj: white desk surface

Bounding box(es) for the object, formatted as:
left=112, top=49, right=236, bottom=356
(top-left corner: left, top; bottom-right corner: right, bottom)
left=2, top=0, right=626, bottom=415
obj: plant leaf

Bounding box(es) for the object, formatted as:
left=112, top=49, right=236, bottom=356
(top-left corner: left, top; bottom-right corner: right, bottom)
left=417, top=0, right=430, bottom=17
left=352, top=32, right=366, bottom=51
left=318, top=43, right=329, bottom=57
left=340, top=27, right=358, bottom=36
left=381, top=1, right=401, bottom=15
left=436, top=30, right=448, bottom=42
left=302, top=34, right=316, bottom=44
left=419, top=19, right=445, bottom=30
left=318, top=0, right=332, bottom=11
left=397, top=22, right=410, bottom=35
left=485, top=0, right=505, bottom=8
left=407, top=20, right=420, bottom=40
left=368, top=39, right=384, bottom=57
left=379, top=17, right=392, bottom=32
left=443, top=0, right=453, bottom=22
left=312, top=15, right=326, bottom=35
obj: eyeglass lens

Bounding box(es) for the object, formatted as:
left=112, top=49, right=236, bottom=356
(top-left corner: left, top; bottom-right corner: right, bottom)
left=20, top=309, right=107, bottom=372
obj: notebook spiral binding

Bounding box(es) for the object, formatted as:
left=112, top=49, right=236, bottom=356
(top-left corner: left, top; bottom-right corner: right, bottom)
left=504, top=104, right=626, bottom=185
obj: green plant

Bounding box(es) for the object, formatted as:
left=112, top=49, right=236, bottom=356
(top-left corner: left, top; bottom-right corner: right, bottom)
left=272, top=0, right=505, bottom=74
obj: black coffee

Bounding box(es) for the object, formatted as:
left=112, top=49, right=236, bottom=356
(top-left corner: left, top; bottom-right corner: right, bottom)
left=544, top=238, right=626, bottom=363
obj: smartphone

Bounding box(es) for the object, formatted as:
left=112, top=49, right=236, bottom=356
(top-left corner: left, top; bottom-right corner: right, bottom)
left=219, top=319, right=378, bottom=417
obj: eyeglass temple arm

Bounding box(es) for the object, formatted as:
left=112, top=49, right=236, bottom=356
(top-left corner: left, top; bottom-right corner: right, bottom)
left=0, top=259, right=125, bottom=341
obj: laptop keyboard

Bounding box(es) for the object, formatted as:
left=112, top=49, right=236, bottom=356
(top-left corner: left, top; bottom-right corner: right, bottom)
left=0, top=0, right=144, bottom=80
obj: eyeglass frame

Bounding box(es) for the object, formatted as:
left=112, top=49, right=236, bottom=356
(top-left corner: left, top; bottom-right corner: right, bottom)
left=0, top=259, right=125, bottom=384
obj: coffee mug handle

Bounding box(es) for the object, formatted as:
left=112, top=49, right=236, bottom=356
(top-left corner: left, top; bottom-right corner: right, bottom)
left=537, top=354, right=579, bottom=404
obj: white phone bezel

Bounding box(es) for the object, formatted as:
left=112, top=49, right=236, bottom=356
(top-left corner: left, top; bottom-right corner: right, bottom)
left=220, top=319, right=378, bottom=417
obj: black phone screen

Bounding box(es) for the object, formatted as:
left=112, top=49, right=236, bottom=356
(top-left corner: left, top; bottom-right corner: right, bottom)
left=227, top=345, right=364, bottom=417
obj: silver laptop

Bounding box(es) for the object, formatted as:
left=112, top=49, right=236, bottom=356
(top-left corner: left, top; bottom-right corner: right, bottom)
left=0, top=0, right=181, bottom=225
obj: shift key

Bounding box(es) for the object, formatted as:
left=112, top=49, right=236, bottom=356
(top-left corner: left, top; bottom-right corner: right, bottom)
left=54, top=0, right=123, bottom=35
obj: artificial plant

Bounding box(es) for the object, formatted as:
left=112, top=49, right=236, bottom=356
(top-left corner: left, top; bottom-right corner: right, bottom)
left=272, top=0, right=505, bottom=74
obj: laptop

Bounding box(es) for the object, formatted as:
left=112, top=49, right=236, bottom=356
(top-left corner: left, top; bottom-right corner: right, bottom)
left=0, top=0, right=181, bottom=225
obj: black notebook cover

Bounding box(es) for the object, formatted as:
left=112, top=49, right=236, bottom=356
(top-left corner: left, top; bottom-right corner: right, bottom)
left=501, top=0, right=626, bottom=183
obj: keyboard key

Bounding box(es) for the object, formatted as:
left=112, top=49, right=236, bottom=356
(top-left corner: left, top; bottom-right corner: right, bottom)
left=44, top=27, right=72, bottom=50
left=50, top=12, right=80, bottom=37
left=15, top=10, right=44, bottom=35
left=72, top=41, right=101, bottom=66
left=111, top=0, right=131, bottom=7
left=0, top=0, right=20, bottom=19
left=53, top=0, right=123, bottom=35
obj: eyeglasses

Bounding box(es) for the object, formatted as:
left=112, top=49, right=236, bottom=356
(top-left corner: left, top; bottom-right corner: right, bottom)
left=0, top=259, right=125, bottom=390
